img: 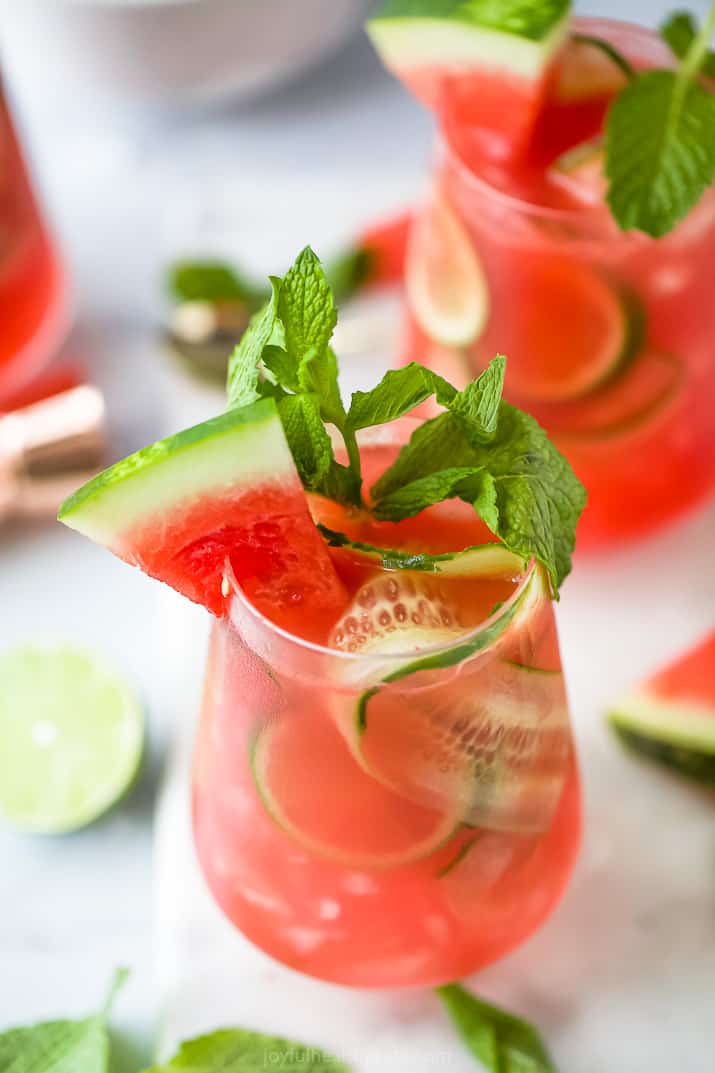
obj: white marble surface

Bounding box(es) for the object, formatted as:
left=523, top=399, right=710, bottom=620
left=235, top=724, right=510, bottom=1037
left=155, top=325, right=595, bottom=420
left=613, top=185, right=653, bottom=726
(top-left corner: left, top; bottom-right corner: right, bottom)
left=0, top=0, right=713, bottom=1067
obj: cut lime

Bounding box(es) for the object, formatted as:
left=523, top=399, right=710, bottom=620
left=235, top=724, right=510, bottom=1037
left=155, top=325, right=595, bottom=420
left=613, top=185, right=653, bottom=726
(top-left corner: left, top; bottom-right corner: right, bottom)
left=556, top=36, right=629, bottom=101
left=0, top=646, right=144, bottom=834
left=551, top=137, right=607, bottom=205
left=406, top=193, right=489, bottom=347
left=250, top=712, right=458, bottom=869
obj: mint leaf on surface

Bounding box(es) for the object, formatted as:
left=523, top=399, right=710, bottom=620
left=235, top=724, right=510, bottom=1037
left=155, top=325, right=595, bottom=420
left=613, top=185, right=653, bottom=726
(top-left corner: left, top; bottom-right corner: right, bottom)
left=0, top=968, right=126, bottom=1073
left=142, top=1028, right=350, bottom=1073
left=226, top=279, right=281, bottom=408
left=437, top=983, right=558, bottom=1073
left=661, top=11, right=715, bottom=77
left=605, top=69, right=715, bottom=237
left=347, top=362, right=456, bottom=432
left=168, top=260, right=263, bottom=307
left=279, top=247, right=337, bottom=363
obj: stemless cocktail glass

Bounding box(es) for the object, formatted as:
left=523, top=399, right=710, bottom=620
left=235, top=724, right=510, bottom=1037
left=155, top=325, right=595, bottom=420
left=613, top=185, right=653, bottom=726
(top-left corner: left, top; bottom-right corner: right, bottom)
left=402, top=19, right=715, bottom=548
left=193, top=430, right=581, bottom=989
left=0, top=75, right=67, bottom=404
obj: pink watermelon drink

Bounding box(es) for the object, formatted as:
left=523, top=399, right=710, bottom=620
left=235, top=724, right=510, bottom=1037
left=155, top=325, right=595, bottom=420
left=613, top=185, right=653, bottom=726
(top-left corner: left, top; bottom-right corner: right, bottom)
left=60, top=248, right=585, bottom=989
left=193, top=431, right=580, bottom=988
left=371, top=11, right=715, bottom=548
left=0, top=81, right=67, bottom=403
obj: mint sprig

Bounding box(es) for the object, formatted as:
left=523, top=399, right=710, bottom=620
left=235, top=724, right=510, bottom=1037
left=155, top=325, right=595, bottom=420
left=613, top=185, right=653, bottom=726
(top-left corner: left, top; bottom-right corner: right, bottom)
left=0, top=968, right=127, bottom=1073
left=605, top=3, right=715, bottom=237
left=437, top=982, right=559, bottom=1073
left=226, top=249, right=585, bottom=593
left=661, top=10, right=715, bottom=77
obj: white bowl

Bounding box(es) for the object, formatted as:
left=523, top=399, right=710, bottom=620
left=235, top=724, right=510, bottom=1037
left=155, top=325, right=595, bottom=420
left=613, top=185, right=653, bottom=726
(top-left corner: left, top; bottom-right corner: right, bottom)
left=0, top=0, right=373, bottom=108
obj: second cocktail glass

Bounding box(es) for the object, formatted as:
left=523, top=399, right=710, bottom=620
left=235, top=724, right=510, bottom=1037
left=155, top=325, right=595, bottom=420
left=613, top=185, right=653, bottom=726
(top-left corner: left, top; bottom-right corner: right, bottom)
left=401, top=20, right=715, bottom=547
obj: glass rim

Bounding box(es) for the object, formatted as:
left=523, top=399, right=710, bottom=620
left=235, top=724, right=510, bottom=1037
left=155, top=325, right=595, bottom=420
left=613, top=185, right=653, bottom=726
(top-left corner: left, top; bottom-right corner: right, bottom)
left=225, top=556, right=537, bottom=667
left=440, top=16, right=676, bottom=234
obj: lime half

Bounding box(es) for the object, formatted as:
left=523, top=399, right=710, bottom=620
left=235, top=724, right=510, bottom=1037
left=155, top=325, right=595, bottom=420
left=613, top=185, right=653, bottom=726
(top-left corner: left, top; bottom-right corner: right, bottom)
left=0, top=646, right=144, bottom=834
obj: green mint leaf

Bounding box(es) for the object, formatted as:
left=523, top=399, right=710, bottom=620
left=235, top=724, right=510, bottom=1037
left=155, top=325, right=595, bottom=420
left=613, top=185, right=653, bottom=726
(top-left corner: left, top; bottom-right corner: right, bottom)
left=277, top=393, right=334, bottom=492
left=449, top=354, right=505, bottom=445
left=370, top=411, right=476, bottom=500
left=437, top=983, right=558, bottom=1073
left=347, top=362, right=456, bottom=432
left=226, top=279, right=281, bottom=408
left=661, top=11, right=715, bottom=77
left=319, top=459, right=363, bottom=507
left=278, top=246, right=337, bottom=362
left=298, top=346, right=346, bottom=429
left=167, top=260, right=264, bottom=307
left=464, top=403, right=585, bottom=593
left=142, top=1028, right=350, bottom=1073
left=370, top=0, right=571, bottom=42
left=373, top=466, right=488, bottom=521
left=263, top=344, right=301, bottom=394
left=0, top=969, right=126, bottom=1073
left=606, top=0, right=715, bottom=239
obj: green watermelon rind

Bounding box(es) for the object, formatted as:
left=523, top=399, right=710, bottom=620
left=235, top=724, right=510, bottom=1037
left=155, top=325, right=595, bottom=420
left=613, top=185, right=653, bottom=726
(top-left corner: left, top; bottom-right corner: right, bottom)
left=609, top=694, right=715, bottom=784
left=58, top=398, right=293, bottom=546
left=367, top=1, right=571, bottom=80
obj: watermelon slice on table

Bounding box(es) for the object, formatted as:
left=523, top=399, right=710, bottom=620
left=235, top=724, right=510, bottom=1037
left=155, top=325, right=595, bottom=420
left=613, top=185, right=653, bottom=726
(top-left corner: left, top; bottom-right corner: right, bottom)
left=608, top=630, right=715, bottom=784
left=366, top=0, right=572, bottom=157
left=58, top=398, right=346, bottom=638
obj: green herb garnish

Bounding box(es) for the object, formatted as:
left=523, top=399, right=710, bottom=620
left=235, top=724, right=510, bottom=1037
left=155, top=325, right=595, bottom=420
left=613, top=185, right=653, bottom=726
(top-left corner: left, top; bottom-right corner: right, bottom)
left=227, top=248, right=585, bottom=593
left=660, top=10, right=715, bottom=77
left=437, top=982, right=560, bottom=1073
left=0, top=969, right=127, bottom=1073
left=142, top=1029, right=349, bottom=1073
left=605, top=3, right=715, bottom=237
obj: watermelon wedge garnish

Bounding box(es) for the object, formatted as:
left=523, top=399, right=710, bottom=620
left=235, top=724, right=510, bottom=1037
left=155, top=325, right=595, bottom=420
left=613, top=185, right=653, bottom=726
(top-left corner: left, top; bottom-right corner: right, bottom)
left=58, top=398, right=346, bottom=637
left=608, top=630, right=715, bottom=784
left=366, top=0, right=572, bottom=156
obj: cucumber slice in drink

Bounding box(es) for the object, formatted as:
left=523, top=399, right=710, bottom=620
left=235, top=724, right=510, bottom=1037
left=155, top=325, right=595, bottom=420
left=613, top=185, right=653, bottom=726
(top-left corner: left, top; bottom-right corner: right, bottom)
left=250, top=712, right=459, bottom=869
left=406, top=193, right=490, bottom=347
left=318, top=526, right=524, bottom=579
left=332, top=565, right=569, bottom=833
left=0, top=646, right=143, bottom=834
